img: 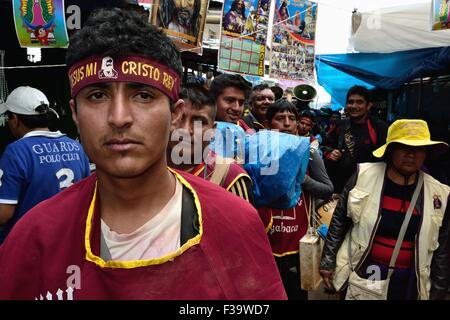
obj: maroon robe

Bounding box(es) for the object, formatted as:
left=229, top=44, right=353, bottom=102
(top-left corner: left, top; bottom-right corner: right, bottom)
left=258, top=193, right=310, bottom=256
left=0, top=170, right=286, bottom=300
left=191, top=160, right=250, bottom=191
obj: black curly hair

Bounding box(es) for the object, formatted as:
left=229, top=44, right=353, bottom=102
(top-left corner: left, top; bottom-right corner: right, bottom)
left=266, top=99, right=298, bottom=122
left=66, top=7, right=182, bottom=77
left=209, top=74, right=251, bottom=100
left=346, top=85, right=371, bottom=104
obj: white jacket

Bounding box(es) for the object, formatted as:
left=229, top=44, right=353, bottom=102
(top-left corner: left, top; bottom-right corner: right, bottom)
left=332, top=162, right=450, bottom=299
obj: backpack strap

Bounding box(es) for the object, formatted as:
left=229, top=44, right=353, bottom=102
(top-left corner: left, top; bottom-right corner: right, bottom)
left=209, top=155, right=233, bottom=187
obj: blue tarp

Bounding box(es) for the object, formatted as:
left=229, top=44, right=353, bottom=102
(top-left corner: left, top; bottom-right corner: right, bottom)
left=211, top=122, right=310, bottom=209
left=329, top=103, right=344, bottom=112
left=316, top=46, right=450, bottom=106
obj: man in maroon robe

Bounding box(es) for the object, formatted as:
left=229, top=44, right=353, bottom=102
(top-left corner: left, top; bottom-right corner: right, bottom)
left=167, top=83, right=253, bottom=204
left=0, top=8, right=286, bottom=300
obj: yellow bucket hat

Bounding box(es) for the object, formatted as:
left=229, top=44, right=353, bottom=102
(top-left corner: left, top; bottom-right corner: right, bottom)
left=373, top=119, right=448, bottom=158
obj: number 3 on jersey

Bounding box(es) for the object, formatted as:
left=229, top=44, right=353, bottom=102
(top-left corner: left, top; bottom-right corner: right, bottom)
left=56, top=168, right=75, bottom=189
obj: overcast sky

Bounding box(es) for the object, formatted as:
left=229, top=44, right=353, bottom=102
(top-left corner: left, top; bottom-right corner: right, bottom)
left=314, top=0, right=430, bottom=54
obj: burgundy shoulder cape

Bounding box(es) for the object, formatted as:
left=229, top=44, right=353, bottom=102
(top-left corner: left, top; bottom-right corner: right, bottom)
left=0, top=170, right=286, bottom=300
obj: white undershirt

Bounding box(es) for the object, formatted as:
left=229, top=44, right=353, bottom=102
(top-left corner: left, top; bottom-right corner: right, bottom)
left=101, top=179, right=182, bottom=261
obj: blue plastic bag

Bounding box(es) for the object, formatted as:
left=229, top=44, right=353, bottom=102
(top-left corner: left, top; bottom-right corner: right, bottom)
left=243, top=130, right=310, bottom=209
left=317, top=224, right=329, bottom=239
left=210, top=121, right=246, bottom=160
left=210, top=126, right=310, bottom=209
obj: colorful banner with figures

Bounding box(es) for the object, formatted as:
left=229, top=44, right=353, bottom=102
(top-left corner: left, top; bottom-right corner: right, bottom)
left=152, top=0, right=209, bottom=53
left=12, top=0, right=69, bottom=48
left=218, top=0, right=272, bottom=76
left=270, top=0, right=317, bottom=81
left=432, top=0, right=450, bottom=30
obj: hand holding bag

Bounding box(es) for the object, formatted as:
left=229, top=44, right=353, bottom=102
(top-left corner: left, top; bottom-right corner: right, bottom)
left=345, top=173, right=423, bottom=300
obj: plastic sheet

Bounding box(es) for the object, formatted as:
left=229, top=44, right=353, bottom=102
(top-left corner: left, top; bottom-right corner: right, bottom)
left=211, top=125, right=310, bottom=209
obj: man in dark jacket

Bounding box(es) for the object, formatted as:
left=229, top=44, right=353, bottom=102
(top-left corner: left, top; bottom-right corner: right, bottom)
left=238, top=84, right=275, bottom=132
left=321, top=85, right=388, bottom=193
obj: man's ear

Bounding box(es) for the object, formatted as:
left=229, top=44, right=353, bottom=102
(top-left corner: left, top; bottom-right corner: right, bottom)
left=171, top=99, right=184, bottom=132
left=7, top=114, right=22, bottom=138
left=69, top=99, right=79, bottom=127
left=7, top=113, right=19, bottom=129
left=8, top=113, right=22, bottom=130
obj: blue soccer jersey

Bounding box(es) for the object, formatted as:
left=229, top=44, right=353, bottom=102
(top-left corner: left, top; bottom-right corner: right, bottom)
left=0, top=131, right=91, bottom=243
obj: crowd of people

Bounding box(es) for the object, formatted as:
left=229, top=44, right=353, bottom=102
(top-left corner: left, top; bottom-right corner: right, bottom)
left=0, top=7, right=448, bottom=300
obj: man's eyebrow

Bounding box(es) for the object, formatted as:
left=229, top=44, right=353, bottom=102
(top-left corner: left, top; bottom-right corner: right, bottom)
left=192, top=115, right=210, bottom=122
left=348, top=98, right=364, bottom=102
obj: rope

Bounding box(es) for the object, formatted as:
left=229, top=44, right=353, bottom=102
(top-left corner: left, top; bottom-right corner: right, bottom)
left=0, top=64, right=66, bottom=70
left=0, top=50, right=8, bottom=102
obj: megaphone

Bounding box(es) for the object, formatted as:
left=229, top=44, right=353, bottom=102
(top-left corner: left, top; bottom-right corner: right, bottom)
left=270, top=86, right=284, bottom=101
left=293, top=84, right=317, bottom=112
left=293, top=84, right=317, bottom=102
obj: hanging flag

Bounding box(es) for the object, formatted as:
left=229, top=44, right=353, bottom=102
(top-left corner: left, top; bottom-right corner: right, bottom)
left=432, top=0, right=450, bottom=30
left=152, top=0, right=209, bottom=53
left=270, top=0, right=317, bottom=81
left=218, top=0, right=272, bottom=76
left=12, top=0, right=69, bottom=48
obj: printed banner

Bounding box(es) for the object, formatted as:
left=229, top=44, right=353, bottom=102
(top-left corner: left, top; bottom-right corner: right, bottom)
left=12, top=0, right=69, bottom=48
left=218, top=0, right=272, bottom=76
left=152, top=0, right=209, bottom=53
left=432, top=0, right=450, bottom=30
left=270, top=0, right=317, bottom=81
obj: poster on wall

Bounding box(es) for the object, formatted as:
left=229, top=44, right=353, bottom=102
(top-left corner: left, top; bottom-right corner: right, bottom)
left=431, top=0, right=450, bottom=30
left=269, top=0, right=317, bottom=81
left=152, top=0, right=209, bottom=53
left=218, top=0, right=272, bottom=76
left=12, top=0, right=69, bottom=48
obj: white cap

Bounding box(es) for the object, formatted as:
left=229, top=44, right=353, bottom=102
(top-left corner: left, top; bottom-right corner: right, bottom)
left=0, top=86, right=50, bottom=116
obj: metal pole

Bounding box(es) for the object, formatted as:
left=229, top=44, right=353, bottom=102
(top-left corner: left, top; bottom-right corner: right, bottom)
left=417, top=78, right=423, bottom=118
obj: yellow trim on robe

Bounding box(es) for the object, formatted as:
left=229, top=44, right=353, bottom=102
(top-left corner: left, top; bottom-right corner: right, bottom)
left=241, top=179, right=250, bottom=201
left=234, top=180, right=244, bottom=199
left=84, top=167, right=203, bottom=269
left=225, top=173, right=251, bottom=191
left=254, top=121, right=265, bottom=129
left=192, top=164, right=205, bottom=177
left=273, top=250, right=299, bottom=258
left=265, top=215, right=273, bottom=234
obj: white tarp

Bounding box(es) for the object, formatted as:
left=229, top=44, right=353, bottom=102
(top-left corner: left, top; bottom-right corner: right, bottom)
left=350, top=1, right=450, bottom=53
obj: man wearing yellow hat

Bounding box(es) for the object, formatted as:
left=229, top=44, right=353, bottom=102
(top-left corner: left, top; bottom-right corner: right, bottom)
left=320, top=119, right=450, bottom=300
